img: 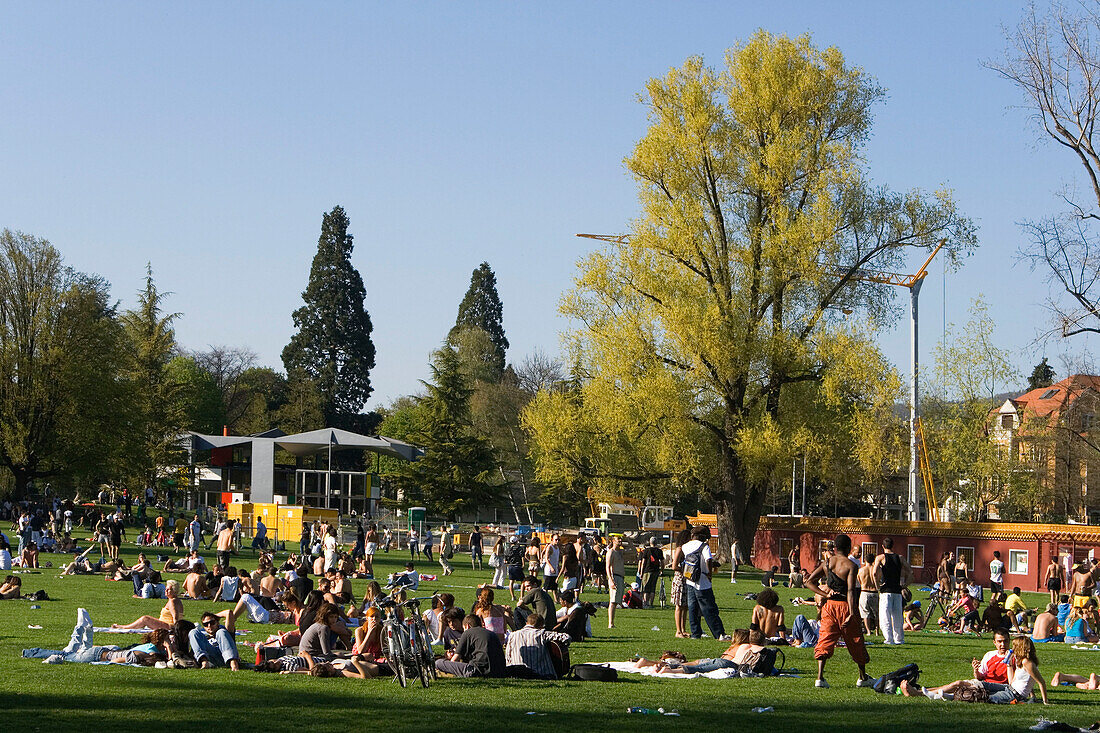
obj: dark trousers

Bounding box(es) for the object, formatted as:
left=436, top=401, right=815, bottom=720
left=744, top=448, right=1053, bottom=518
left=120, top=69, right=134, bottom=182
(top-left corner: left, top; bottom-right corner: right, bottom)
left=686, top=585, right=725, bottom=638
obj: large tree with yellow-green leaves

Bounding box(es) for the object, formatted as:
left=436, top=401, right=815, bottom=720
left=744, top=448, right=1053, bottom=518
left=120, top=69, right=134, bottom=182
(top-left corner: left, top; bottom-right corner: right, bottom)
left=522, top=32, right=977, bottom=553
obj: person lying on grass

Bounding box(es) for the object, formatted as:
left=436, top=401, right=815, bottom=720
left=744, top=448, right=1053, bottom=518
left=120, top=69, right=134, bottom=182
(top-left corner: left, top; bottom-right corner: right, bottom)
left=288, top=654, right=383, bottom=678
left=900, top=635, right=1048, bottom=704
left=637, top=629, right=767, bottom=674
left=23, top=608, right=174, bottom=665
left=111, top=579, right=183, bottom=630
left=1051, top=671, right=1100, bottom=689
left=60, top=546, right=97, bottom=575
left=0, top=574, right=21, bottom=599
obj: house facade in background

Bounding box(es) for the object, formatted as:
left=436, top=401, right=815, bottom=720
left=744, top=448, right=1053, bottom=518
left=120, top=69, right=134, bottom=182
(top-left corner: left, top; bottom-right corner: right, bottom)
left=991, top=374, right=1100, bottom=523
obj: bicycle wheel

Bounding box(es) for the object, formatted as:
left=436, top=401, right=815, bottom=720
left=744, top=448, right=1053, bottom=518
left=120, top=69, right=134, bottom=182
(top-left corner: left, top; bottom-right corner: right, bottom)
left=398, top=629, right=421, bottom=688
left=386, top=626, right=407, bottom=688
left=414, top=619, right=437, bottom=681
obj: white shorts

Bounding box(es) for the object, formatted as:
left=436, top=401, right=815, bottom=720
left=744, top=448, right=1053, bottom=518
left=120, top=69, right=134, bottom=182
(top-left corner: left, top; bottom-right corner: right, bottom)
left=365, top=543, right=377, bottom=556
left=561, top=576, right=580, bottom=591
left=859, top=591, right=878, bottom=620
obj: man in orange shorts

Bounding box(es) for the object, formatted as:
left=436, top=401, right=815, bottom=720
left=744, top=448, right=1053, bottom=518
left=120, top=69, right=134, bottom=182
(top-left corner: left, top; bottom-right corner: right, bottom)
left=804, top=533, right=873, bottom=689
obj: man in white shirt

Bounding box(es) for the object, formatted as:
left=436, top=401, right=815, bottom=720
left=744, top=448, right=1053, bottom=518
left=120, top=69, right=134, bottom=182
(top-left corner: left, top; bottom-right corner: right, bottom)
left=989, top=551, right=1005, bottom=594
left=681, top=526, right=729, bottom=640
left=542, top=534, right=562, bottom=600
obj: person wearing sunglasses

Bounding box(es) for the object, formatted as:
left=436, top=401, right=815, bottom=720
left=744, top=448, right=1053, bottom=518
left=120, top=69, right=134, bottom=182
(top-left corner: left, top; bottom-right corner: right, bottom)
left=188, top=610, right=241, bottom=670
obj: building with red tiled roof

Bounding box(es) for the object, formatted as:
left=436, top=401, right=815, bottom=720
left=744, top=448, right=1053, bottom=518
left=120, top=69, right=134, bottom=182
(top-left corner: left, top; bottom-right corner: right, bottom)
left=991, top=374, right=1100, bottom=522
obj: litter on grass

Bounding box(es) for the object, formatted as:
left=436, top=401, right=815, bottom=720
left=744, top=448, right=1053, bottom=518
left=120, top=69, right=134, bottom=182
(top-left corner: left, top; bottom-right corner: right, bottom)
left=27, top=625, right=42, bottom=629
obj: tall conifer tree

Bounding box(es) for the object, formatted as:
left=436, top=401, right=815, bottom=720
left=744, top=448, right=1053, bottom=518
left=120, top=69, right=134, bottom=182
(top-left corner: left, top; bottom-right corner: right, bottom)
left=451, top=262, right=507, bottom=378
left=282, top=206, right=376, bottom=424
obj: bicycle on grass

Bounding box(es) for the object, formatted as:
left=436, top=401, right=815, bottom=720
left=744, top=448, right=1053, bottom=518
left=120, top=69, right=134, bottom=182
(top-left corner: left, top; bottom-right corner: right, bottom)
left=377, top=594, right=440, bottom=688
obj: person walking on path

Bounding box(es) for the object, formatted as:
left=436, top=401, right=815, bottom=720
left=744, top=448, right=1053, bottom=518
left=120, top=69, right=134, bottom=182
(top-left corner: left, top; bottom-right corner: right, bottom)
left=873, top=537, right=911, bottom=645
left=680, top=526, right=728, bottom=640
left=804, top=533, right=873, bottom=689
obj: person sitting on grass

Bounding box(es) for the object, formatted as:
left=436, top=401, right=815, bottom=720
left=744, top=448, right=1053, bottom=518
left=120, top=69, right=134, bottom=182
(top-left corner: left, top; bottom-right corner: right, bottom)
left=1058, top=594, right=1073, bottom=631
left=189, top=610, right=241, bottom=670
left=790, top=600, right=824, bottom=647
left=23, top=608, right=174, bottom=665
left=111, top=579, right=183, bottom=630
left=750, top=588, right=788, bottom=642
left=1065, top=603, right=1099, bottom=644
left=352, top=606, right=384, bottom=657
left=504, top=612, right=573, bottom=679
left=1004, top=586, right=1032, bottom=633
left=434, top=614, right=506, bottom=678
left=325, top=568, right=355, bottom=605
left=423, top=592, right=456, bottom=642
left=1032, top=603, right=1065, bottom=643
left=943, top=588, right=979, bottom=634
left=184, top=566, right=213, bottom=600
left=387, top=562, right=419, bottom=591
left=903, top=601, right=925, bottom=631
left=761, top=566, right=779, bottom=588
left=980, top=592, right=1012, bottom=632
left=900, top=636, right=1048, bottom=704
left=440, top=607, right=466, bottom=651
left=19, top=540, right=38, bottom=568
left=472, top=586, right=512, bottom=644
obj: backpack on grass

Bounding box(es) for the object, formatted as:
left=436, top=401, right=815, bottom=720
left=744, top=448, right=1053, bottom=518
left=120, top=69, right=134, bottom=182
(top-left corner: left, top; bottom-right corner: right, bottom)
left=568, top=664, right=618, bottom=682
left=872, top=663, right=920, bottom=694
left=737, top=647, right=784, bottom=677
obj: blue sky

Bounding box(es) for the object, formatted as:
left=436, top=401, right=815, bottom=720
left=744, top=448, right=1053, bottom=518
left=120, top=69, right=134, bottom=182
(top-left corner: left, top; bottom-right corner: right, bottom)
left=0, top=2, right=1086, bottom=408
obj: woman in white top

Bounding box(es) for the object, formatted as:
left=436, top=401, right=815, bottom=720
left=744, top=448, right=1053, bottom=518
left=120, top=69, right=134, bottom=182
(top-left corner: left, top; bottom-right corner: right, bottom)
left=490, top=536, right=507, bottom=588
left=323, top=527, right=339, bottom=572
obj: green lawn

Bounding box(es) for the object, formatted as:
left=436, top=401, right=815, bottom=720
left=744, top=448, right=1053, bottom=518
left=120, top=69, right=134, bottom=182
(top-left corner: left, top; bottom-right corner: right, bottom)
left=3, top=538, right=1097, bottom=732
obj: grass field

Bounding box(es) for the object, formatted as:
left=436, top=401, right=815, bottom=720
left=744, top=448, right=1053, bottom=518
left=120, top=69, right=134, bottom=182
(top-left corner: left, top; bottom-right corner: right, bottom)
left=3, top=536, right=1099, bottom=732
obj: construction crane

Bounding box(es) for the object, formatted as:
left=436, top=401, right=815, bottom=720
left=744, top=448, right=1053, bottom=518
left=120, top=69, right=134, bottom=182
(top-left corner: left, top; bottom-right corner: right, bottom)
left=576, top=232, right=947, bottom=521
left=835, top=240, right=946, bottom=521
left=916, top=418, right=940, bottom=521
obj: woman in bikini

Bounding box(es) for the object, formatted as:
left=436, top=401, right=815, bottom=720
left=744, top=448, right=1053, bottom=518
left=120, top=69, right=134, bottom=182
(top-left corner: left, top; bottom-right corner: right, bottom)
left=111, top=579, right=184, bottom=630
left=472, top=586, right=512, bottom=643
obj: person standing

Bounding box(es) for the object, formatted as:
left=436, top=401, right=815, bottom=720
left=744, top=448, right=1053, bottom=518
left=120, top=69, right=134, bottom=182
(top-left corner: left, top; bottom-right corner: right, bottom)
left=438, top=525, right=454, bottom=576
left=381, top=524, right=392, bottom=553
left=364, top=524, right=378, bottom=576
left=323, top=526, right=339, bottom=572
left=469, top=525, right=483, bottom=569
left=107, top=514, right=125, bottom=562
left=873, top=537, right=911, bottom=645
left=217, top=519, right=236, bottom=569
left=188, top=514, right=202, bottom=553
left=804, top=533, right=873, bottom=689
left=422, top=526, right=434, bottom=563
left=542, top=534, right=561, bottom=600
left=857, top=553, right=878, bottom=637
left=637, top=537, right=664, bottom=609
left=1044, top=557, right=1066, bottom=606
left=680, top=526, right=728, bottom=640
left=352, top=520, right=365, bottom=559
left=606, top=535, right=625, bottom=628
left=730, top=540, right=743, bottom=583
left=989, top=550, right=1005, bottom=595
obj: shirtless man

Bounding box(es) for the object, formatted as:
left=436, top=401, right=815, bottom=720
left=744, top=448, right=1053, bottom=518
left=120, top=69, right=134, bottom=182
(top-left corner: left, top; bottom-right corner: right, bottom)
left=259, top=567, right=282, bottom=598
left=804, top=533, right=873, bottom=689
left=364, top=524, right=379, bottom=576
left=184, top=568, right=213, bottom=600
left=857, top=553, right=878, bottom=637
left=1032, top=603, right=1063, bottom=642
left=1069, top=562, right=1099, bottom=611
left=216, top=520, right=236, bottom=569
left=1045, top=557, right=1067, bottom=606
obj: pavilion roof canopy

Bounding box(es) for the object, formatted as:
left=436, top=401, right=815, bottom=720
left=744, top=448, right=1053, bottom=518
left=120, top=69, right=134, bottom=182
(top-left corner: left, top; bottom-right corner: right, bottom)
left=187, top=428, right=421, bottom=461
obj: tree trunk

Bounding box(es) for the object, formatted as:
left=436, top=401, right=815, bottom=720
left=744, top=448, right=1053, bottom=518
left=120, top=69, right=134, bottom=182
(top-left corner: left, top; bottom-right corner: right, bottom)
left=712, top=433, right=767, bottom=565
left=12, top=466, right=32, bottom=501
